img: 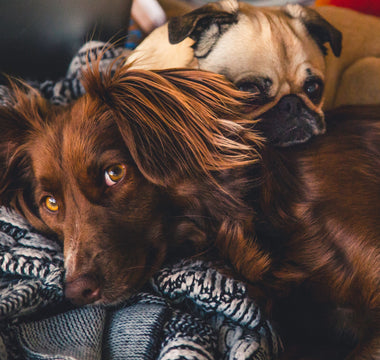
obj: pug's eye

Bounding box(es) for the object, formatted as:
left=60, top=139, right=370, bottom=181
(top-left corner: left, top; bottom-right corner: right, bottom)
left=105, top=164, right=127, bottom=186
left=237, top=82, right=262, bottom=95
left=304, top=79, right=323, bottom=103
left=44, top=196, right=59, bottom=213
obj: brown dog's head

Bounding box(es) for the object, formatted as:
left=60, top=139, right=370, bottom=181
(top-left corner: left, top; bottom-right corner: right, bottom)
left=166, top=1, right=342, bottom=146
left=0, top=66, right=260, bottom=305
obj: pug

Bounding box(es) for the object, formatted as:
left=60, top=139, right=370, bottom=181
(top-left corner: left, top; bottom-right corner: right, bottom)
left=126, top=0, right=380, bottom=146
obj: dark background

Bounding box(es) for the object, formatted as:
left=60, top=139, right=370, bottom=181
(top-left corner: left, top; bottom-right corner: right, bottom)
left=0, top=0, right=132, bottom=83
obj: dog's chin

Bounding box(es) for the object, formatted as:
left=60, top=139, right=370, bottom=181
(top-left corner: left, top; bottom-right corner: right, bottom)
left=87, top=281, right=143, bottom=307
left=65, top=284, right=133, bottom=307
left=270, top=125, right=316, bottom=147
left=64, top=269, right=154, bottom=307
left=100, top=270, right=156, bottom=306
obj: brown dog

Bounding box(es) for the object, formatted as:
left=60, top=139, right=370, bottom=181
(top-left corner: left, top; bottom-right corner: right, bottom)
left=127, top=0, right=380, bottom=147
left=0, top=67, right=259, bottom=305
left=0, top=66, right=379, bottom=359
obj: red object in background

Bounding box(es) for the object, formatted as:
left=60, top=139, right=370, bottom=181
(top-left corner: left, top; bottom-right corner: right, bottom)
left=315, top=0, right=380, bottom=17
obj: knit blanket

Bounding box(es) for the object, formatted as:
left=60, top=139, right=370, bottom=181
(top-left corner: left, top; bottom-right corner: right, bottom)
left=0, top=42, right=281, bottom=360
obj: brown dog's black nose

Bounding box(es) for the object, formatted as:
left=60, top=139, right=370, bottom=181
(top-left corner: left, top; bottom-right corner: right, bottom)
left=64, top=275, right=101, bottom=305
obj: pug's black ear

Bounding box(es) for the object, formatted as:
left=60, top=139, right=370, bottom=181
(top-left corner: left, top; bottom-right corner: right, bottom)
left=285, top=4, right=342, bottom=57
left=168, top=1, right=238, bottom=58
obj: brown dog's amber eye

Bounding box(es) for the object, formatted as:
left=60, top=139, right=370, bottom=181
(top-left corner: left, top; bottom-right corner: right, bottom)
left=105, top=164, right=127, bottom=186
left=45, top=196, right=59, bottom=212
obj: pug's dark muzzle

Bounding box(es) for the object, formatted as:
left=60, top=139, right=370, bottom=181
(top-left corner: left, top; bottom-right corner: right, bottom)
left=259, top=95, right=326, bottom=147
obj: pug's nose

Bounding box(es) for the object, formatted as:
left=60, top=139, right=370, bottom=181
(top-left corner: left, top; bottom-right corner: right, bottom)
left=278, top=95, right=303, bottom=115
left=64, top=275, right=101, bottom=305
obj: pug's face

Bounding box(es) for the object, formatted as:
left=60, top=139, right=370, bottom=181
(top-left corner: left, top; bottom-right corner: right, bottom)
left=169, top=1, right=342, bottom=146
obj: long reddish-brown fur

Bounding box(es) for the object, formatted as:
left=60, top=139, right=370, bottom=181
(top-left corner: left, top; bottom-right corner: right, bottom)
left=239, top=106, right=380, bottom=360
left=0, top=63, right=378, bottom=360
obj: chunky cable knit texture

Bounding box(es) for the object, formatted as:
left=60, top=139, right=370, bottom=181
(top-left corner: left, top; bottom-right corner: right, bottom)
left=0, top=42, right=281, bottom=360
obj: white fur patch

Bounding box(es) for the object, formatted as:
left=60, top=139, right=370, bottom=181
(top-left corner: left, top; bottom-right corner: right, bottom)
left=126, top=23, right=195, bottom=70
left=284, top=4, right=305, bottom=19
left=194, top=24, right=220, bottom=58
left=219, top=0, right=239, bottom=13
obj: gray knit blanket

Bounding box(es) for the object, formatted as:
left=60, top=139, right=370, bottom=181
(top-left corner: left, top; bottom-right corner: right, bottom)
left=0, top=42, right=281, bottom=360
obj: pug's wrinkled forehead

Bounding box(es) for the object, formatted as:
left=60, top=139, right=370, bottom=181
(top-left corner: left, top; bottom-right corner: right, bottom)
left=168, top=1, right=341, bottom=104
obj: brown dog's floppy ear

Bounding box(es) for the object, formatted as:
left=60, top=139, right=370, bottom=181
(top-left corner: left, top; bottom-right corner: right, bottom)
left=0, top=84, right=50, bottom=230
left=83, top=65, right=261, bottom=186
left=285, top=4, right=342, bottom=57
left=168, top=1, right=238, bottom=58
